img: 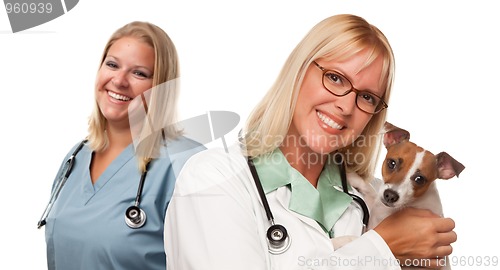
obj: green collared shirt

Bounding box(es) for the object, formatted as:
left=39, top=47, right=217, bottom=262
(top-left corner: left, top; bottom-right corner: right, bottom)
left=253, top=149, right=353, bottom=236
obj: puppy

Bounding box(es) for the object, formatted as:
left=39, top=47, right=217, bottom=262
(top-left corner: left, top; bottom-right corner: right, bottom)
left=333, top=122, right=465, bottom=270
left=371, top=122, right=464, bottom=269
left=368, top=122, right=465, bottom=229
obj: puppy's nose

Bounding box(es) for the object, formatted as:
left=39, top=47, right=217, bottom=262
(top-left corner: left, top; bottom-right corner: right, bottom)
left=383, top=189, right=399, bottom=203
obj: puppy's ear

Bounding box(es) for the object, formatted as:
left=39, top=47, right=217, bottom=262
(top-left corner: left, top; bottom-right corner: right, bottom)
left=436, top=152, right=466, bottom=179
left=383, top=122, right=410, bottom=148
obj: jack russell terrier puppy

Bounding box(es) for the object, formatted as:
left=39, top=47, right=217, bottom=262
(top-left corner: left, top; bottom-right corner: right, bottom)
left=332, top=122, right=465, bottom=270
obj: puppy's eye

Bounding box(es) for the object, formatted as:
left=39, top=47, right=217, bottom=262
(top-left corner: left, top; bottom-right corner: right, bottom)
left=387, top=159, right=397, bottom=170
left=412, top=175, right=427, bottom=186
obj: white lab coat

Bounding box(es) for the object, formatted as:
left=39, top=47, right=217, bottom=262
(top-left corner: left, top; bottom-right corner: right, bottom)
left=165, top=145, right=401, bottom=270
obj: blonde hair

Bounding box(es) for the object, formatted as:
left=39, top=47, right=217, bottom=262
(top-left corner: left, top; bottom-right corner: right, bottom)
left=242, top=14, right=395, bottom=180
left=87, top=21, right=182, bottom=172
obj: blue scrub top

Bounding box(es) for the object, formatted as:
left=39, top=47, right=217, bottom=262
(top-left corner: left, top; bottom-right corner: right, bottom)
left=45, top=136, right=204, bottom=270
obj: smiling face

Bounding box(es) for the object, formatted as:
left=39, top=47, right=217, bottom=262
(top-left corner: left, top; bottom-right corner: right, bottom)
left=287, top=50, right=385, bottom=156
left=95, top=36, right=155, bottom=128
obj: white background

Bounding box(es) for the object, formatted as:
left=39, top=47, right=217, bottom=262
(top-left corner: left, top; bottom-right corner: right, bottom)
left=1, top=0, right=498, bottom=269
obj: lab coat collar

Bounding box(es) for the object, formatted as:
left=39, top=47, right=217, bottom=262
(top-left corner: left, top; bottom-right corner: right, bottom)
left=253, top=149, right=352, bottom=233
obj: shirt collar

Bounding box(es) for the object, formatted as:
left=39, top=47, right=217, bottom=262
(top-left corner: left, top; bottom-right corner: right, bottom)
left=253, top=148, right=352, bottom=233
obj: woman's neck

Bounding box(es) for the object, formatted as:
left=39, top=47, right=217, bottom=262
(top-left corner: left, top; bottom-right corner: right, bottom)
left=90, top=124, right=132, bottom=184
left=279, top=143, right=328, bottom=188
left=105, top=124, right=133, bottom=150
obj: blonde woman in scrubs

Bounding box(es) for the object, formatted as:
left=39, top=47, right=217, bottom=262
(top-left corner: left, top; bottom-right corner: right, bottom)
left=42, top=21, right=204, bottom=270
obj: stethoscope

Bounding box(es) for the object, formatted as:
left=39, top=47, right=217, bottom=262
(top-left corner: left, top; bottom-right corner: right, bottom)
left=246, top=152, right=370, bottom=255
left=37, top=139, right=149, bottom=229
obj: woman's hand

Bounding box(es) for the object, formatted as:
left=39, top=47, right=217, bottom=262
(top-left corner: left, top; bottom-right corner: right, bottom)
left=374, top=207, right=457, bottom=269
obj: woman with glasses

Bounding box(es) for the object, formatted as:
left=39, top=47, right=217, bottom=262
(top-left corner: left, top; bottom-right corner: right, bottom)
left=164, top=14, right=456, bottom=269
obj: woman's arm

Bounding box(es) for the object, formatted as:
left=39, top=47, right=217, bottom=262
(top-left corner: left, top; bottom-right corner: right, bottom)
left=164, top=150, right=270, bottom=270
left=374, top=208, right=457, bottom=269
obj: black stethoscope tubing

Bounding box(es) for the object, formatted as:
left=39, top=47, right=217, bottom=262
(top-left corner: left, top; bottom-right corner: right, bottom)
left=247, top=152, right=370, bottom=254
left=334, top=153, right=370, bottom=229
left=248, top=157, right=274, bottom=221
left=38, top=139, right=148, bottom=229
left=125, top=162, right=150, bottom=228
left=37, top=140, right=87, bottom=229
left=248, top=157, right=291, bottom=254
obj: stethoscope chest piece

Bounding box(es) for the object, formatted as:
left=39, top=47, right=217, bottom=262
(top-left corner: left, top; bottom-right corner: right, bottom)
left=125, top=206, right=146, bottom=229
left=267, top=224, right=291, bottom=255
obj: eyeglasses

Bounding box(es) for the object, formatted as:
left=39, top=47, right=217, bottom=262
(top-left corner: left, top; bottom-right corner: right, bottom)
left=313, top=61, right=388, bottom=114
